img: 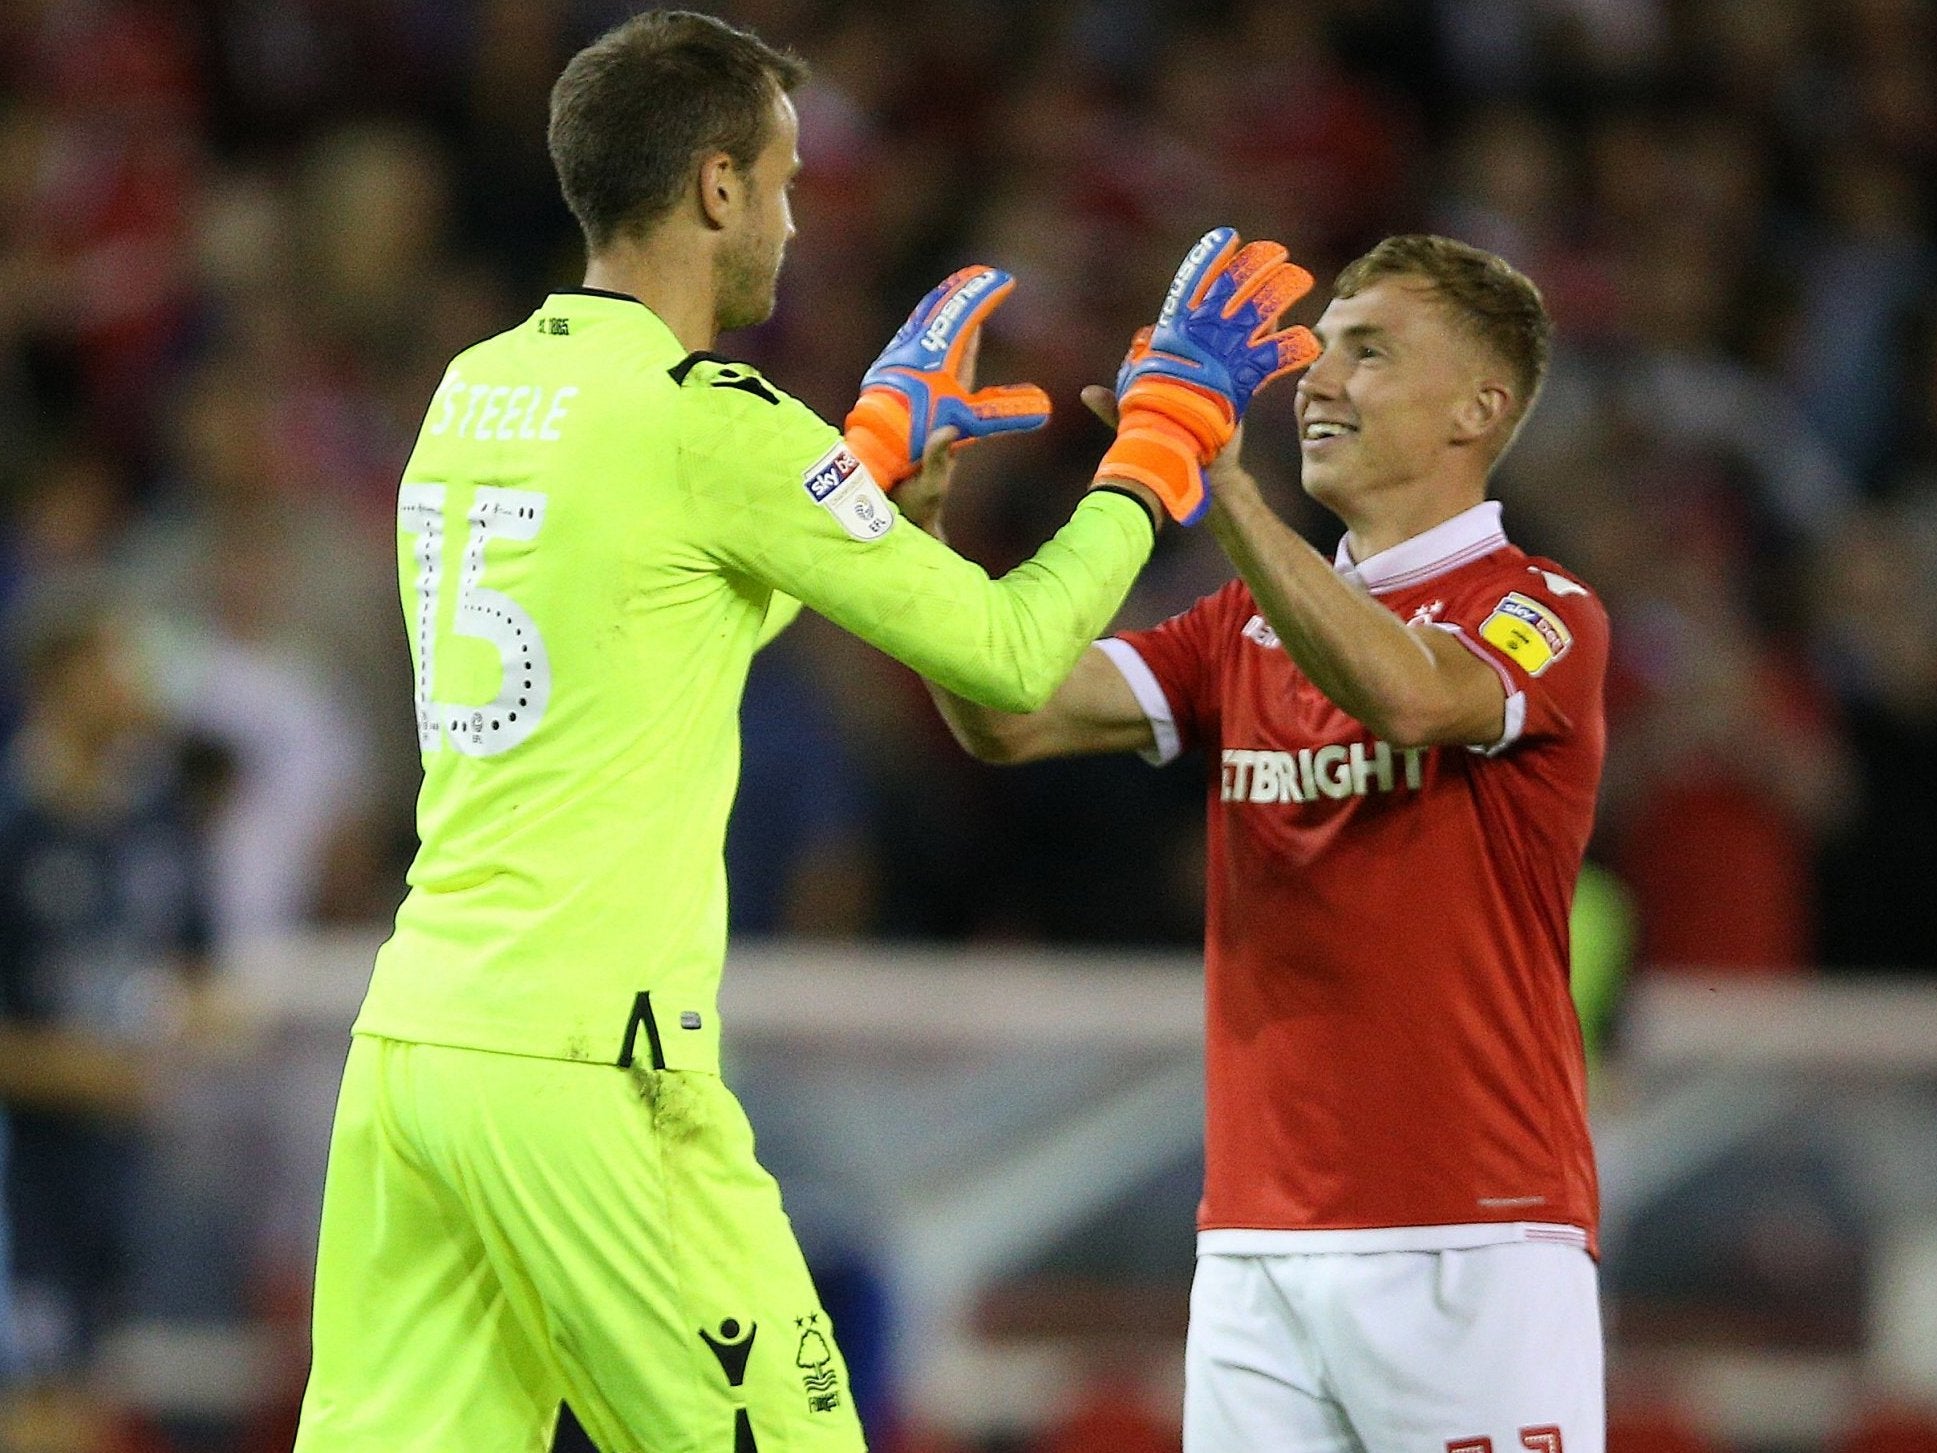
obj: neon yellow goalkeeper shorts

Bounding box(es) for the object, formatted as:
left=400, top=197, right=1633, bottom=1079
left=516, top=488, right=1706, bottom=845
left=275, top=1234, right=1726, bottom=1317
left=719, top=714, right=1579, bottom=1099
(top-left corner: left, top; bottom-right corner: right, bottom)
left=293, top=1034, right=865, bottom=1453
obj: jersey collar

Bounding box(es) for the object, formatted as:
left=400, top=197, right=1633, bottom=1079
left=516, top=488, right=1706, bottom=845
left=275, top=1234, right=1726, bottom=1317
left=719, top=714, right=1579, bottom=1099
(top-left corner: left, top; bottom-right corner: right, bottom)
left=1334, top=500, right=1508, bottom=595
left=541, top=290, right=684, bottom=355
left=553, top=286, right=648, bottom=306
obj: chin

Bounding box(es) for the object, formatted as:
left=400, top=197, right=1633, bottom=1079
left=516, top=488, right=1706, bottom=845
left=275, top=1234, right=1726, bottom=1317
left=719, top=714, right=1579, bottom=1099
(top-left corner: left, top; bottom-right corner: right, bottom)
left=1300, top=462, right=1342, bottom=506
left=1303, top=469, right=1372, bottom=524
left=714, top=248, right=785, bottom=333
left=717, top=291, right=778, bottom=335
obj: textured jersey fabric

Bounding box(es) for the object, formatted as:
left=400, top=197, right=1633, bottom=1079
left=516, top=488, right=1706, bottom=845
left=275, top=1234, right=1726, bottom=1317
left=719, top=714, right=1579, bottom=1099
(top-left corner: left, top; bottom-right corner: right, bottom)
left=355, top=290, right=1152, bottom=1068
left=1115, top=502, right=1608, bottom=1252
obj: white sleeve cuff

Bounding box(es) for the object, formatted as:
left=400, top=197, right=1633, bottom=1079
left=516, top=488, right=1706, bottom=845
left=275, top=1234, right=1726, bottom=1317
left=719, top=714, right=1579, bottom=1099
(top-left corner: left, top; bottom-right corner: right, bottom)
left=1095, top=637, right=1182, bottom=765
left=1483, top=689, right=1529, bottom=757
left=1439, top=623, right=1527, bottom=756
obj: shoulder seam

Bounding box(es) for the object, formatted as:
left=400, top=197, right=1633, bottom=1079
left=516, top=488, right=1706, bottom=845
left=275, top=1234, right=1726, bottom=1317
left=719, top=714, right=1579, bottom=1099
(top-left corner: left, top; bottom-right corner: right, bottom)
left=668, top=350, right=731, bottom=385
left=714, top=375, right=779, bottom=405
left=667, top=351, right=780, bottom=405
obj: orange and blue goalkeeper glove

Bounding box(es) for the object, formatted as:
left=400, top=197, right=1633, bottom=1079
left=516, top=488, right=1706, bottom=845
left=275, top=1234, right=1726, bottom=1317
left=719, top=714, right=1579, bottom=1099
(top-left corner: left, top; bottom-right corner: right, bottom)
left=845, top=265, right=1053, bottom=491
left=1097, top=227, right=1321, bottom=524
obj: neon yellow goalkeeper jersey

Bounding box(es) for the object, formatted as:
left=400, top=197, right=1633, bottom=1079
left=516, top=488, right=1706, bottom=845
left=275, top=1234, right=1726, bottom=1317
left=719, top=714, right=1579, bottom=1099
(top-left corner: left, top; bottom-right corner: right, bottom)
left=353, top=289, right=1152, bottom=1069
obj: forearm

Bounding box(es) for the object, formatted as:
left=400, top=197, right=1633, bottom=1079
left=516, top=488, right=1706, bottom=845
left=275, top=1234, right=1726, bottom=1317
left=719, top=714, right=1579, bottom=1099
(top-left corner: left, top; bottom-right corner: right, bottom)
left=911, top=502, right=1119, bottom=763
left=1209, top=468, right=1456, bottom=745
left=796, top=492, right=1152, bottom=714
left=923, top=676, right=1034, bottom=762
left=903, top=508, right=1021, bottom=758
left=889, top=425, right=1163, bottom=760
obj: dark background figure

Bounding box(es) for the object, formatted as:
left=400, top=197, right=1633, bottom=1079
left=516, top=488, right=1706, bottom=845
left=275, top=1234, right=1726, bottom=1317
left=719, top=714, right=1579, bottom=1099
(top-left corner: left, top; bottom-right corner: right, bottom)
left=0, top=602, right=215, bottom=1376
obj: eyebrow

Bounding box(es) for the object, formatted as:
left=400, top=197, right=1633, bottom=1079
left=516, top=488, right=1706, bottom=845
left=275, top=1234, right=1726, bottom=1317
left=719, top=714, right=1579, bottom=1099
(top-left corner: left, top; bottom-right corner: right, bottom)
left=1314, top=322, right=1393, bottom=348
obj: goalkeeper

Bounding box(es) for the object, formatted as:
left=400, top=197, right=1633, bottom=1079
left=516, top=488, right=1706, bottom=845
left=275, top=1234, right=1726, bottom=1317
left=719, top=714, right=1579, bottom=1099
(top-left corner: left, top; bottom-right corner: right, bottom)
left=292, top=10, right=1305, bottom=1453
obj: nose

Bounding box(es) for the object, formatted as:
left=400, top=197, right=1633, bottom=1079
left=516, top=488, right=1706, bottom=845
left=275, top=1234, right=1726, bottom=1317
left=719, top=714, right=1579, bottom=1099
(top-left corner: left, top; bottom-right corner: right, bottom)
left=1295, top=349, right=1341, bottom=405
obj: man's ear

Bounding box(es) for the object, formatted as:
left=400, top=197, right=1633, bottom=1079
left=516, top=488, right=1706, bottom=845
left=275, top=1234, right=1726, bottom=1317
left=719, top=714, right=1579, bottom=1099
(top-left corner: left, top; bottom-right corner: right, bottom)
left=1453, top=380, right=1512, bottom=446
left=697, top=150, right=737, bottom=230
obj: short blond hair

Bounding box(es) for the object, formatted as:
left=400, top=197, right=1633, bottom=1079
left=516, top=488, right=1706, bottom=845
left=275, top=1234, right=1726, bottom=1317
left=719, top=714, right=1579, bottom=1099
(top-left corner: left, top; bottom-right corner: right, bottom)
left=1335, top=235, right=1552, bottom=431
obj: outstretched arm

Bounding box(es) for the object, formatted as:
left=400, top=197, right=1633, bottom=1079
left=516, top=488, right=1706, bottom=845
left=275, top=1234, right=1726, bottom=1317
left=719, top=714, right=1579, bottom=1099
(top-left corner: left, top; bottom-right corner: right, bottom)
left=901, top=428, right=1155, bottom=764
left=1206, top=441, right=1505, bottom=749
left=925, top=644, right=1154, bottom=764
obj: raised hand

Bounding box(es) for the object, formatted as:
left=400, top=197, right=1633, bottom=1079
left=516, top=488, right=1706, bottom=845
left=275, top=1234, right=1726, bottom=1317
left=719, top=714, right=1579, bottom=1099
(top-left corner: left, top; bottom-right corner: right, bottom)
left=1095, top=228, right=1319, bottom=524
left=844, top=266, right=1052, bottom=491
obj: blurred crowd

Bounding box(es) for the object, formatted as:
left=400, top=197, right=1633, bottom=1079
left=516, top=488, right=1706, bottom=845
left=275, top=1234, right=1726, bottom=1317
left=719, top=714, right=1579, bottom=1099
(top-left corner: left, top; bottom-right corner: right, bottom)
left=1, top=0, right=1934, bottom=1446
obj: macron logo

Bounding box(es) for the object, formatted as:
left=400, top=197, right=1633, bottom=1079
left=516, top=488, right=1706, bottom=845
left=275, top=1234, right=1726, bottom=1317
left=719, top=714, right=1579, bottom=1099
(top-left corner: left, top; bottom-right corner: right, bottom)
left=919, top=271, right=997, bottom=353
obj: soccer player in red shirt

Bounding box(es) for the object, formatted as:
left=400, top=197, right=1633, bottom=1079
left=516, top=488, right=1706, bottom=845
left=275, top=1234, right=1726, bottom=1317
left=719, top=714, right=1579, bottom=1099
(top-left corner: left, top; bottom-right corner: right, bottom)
left=921, top=235, right=1609, bottom=1453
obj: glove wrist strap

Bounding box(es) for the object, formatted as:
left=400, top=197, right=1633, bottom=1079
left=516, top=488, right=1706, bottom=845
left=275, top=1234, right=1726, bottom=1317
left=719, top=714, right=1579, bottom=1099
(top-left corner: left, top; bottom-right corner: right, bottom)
left=1097, top=414, right=1208, bottom=524
left=843, top=390, right=917, bottom=490
left=1120, top=377, right=1234, bottom=458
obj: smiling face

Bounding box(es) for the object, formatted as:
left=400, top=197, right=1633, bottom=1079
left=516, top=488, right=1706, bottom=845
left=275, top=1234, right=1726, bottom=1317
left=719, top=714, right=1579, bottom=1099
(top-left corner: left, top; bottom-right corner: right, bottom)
left=1295, top=275, right=1513, bottom=521
left=713, top=89, right=799, bottom=333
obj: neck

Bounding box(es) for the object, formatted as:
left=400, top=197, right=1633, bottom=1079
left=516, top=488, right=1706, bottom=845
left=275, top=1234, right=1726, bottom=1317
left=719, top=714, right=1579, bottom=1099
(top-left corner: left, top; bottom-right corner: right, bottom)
left=1338, top=483, right=1487, bottom=563
left=583, top=231, right=718, bottom=353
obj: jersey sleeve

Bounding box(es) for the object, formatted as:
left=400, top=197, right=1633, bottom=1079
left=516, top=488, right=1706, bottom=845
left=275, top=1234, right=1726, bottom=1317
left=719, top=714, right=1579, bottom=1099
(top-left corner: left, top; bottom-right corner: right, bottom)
left=755, top=591, right=803, bottom=649
left=677, top=362, right=1155, bottom=713
left=1443, top=563, right=1609, bottom=755
left=1104, top=584, right=1238, bottom=764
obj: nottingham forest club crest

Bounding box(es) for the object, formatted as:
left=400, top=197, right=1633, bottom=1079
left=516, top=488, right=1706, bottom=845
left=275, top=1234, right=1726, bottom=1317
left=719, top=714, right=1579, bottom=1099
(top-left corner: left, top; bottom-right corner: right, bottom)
left=795, top=1314, right=842, bottom=1413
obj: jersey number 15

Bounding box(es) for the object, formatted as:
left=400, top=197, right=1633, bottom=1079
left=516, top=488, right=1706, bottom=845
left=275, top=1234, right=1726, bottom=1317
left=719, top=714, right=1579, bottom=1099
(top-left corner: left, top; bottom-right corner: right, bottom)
left=400, top=484, right=553, bottom=758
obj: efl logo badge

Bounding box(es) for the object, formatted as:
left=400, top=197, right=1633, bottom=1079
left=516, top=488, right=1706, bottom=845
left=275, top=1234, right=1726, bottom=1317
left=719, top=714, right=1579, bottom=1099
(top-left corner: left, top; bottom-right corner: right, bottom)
left=802, top=442, right=893, bottom=542
left=1480, top=591, right=1572, bottom=676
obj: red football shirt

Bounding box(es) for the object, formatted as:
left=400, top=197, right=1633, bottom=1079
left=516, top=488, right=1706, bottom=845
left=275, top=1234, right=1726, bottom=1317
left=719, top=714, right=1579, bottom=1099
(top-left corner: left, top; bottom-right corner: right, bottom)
left=1106, top=502, right=1608, bottom=1254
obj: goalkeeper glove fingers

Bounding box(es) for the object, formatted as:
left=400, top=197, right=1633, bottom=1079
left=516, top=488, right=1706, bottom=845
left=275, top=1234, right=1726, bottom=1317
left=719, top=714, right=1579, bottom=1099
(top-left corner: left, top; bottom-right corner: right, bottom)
left=845, top=265, right=1052, bottom=491
left=1097, top=227, right=1320, bottom=524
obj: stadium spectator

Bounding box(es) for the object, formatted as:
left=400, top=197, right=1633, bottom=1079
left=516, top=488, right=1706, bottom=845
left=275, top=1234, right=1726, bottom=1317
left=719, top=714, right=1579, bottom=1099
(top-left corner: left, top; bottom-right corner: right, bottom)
left=1597, top=482, right=1855, bottom=972
left=0, top=599, right=221, bottom=1376
left=1811, top=500, right=1937, bottom=971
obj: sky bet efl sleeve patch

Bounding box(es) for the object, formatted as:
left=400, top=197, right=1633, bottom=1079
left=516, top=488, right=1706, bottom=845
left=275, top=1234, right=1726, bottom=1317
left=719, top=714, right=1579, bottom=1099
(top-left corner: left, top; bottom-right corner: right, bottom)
left=1479, top=590, right=1573, bottom=676
left=801, top=441, right=894, bottom=542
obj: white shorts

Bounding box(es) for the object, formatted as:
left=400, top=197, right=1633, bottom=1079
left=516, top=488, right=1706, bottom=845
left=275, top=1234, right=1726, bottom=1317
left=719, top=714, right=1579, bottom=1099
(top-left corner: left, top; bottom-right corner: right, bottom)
left=1184, top=1243, right=1603, bottom=1453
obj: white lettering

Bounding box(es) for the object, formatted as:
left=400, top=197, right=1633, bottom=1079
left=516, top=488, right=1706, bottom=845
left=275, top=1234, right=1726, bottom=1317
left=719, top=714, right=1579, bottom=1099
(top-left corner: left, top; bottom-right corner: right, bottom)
left=1225, top=738, right=1428, bottom=806
left=1160, top=231, right=1222, bottom=325
left=474, top=385, right=510, bottom=440
left=456, top=383, right=490, bottom=438
left=540, top=386, right=578, bottom=441
left=498, top=385, right=532, bottom=440
left=1277, top=751, right=1305, bottom=803
left=920, top=271, right=997, bottom=353
left=1314, top=745, right=1351, bottom=799
left=430, top=382, right=579, bottom=445
left=1350, top=740, right=1394, bottom=795
left=429, top=370, right=464, bottom=434
left=1250, top=753, right=1280, bottom=803
left=1220, top=749, right=1246, bottom=802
